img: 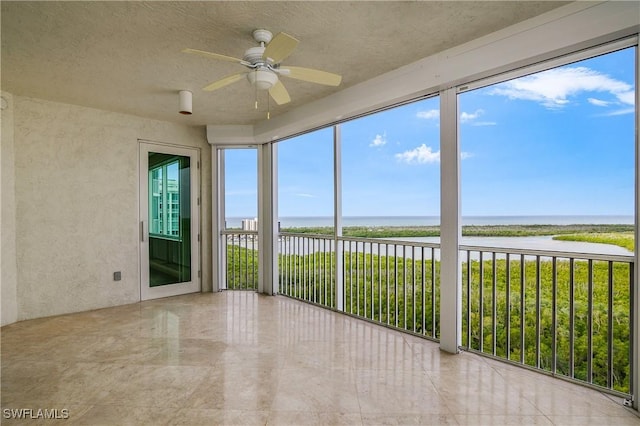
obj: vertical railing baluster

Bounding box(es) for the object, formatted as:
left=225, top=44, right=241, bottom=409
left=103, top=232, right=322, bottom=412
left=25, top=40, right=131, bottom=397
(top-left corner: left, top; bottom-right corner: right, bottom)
left=492, top=252, right=497, bottom=356
left=234, top=233, right=238, bottom=289
left=357, top=242, right=362, bottom=316
left=552, top=256, right=557, bottom=374
left=412, top=246, right=416, bottom=333
left=386, top=244, right=390, bottom=326
left=324, top=239, right=328, bottom=306
left=308, top=237, right=312, bottom=301
left=569, top=258, right=575, bottom=379
left=431, top=247, right=435, bottom=338
left=378, top=243, right=382, bottom=323
left=285, top=236, right=289, bottom=296
left=629, top=263, right=635, bottom=399
left=506, top=253, right=511, bottom=360
left=310, top=238, right=315, bottom=303
left=394, top=244, right=398, bottom=328
left=479, top=251, right=484, bottom=353
left=371, top=244, right=375, bottom=320
left=313, top=237, right=317, bottom=303
left=520, top=255, right=525, bottom=364
left=294, top=237, right=298, bottom=298
left=466, top=250, right=471, bottom=348
left=403, top=245, right=407, bottom=330
left=587, top=259, right=594, bottom=384
left=307, top=237, right=311, bottom=301
left=607, top=260, right=614, bottom=389
left=536, top=255, right=541, bottom=369
left=228, top=234, right=233, bottom=289
left=364, top=242, right=368, bottom=319
left=422, top=247, right=426, bottom=336
left=303, top=237, right=307, bottom=300
left=244, top=234, right=248, bottom=289
left=349, top=242, right=353, bottom=314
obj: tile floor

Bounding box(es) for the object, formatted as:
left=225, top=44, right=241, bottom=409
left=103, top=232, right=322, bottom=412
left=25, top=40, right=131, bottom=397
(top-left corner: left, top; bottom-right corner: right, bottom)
left=1, top=291, right=639, bottom=425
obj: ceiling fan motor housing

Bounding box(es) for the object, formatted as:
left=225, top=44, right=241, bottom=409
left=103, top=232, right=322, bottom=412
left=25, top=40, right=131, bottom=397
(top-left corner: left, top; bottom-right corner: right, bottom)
left=243, top=46, right=268, bottom=65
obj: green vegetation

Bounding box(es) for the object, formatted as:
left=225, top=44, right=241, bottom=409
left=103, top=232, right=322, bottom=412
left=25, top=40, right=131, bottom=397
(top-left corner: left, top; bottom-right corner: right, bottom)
left=282, top=224, right=634, bottom=239
left=226, top=244, right=259, bottom=290
left=554, top=232, right=635, bottom=252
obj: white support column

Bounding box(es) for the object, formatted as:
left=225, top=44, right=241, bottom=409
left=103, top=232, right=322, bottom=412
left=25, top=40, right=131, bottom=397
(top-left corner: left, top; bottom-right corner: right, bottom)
left=258, top=143, right=278, bottom=295
left=439, top=87, right=462, bottom=354
left=334, top=125, right=344, bottom=311
left=633, top=40, right=639, bottom=411
left=211, top=148, right=225, bottom=291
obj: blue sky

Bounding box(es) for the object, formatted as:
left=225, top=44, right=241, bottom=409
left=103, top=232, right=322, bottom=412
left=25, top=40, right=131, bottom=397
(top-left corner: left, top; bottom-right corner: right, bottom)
left=225, top=47, right=636, bottom=219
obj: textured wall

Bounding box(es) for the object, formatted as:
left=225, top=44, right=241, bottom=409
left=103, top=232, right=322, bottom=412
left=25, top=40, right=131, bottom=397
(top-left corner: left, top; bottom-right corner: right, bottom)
left=12, top=96, right=210, bottom=322
left=1, top=92, right=18, bottom=326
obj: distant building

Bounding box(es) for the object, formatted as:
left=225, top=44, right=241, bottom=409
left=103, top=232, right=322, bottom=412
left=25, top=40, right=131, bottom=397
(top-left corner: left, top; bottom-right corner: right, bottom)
left=241, top=218, right=258, bottom=231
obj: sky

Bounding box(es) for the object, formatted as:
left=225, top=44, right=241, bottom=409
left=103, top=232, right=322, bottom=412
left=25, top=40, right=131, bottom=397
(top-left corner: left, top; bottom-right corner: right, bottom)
left=224, top=46, right=636, bottom=219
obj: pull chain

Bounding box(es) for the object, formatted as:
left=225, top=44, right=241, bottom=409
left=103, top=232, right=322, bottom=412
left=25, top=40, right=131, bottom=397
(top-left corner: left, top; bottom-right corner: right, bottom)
left=254, top=73, right=258, bottom=109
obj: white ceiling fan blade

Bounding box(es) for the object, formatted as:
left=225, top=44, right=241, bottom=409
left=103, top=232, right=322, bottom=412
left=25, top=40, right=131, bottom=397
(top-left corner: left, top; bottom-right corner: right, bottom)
left=262, top=32, right=299, bottom=63
left=203, top=73, right=245, bottom=92
left=282, top=66, right=342, bottom=86
left=183, top=48, right=248, bottom=65
left=268, top=80, right=291, bottom=105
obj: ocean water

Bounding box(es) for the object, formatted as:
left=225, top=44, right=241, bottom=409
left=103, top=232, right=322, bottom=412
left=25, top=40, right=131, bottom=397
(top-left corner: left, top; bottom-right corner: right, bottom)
left=226, top=215, right=634, bottom=229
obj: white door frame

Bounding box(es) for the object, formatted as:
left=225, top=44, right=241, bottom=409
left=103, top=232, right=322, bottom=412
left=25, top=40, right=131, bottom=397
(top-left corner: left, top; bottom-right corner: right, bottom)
left=139, top=142, right=200, bottom=300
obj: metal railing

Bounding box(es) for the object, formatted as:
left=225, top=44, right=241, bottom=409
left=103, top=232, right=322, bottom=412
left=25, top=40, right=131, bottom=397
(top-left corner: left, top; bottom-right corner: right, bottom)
left=221, top=230, right=258, bottom=290
left=278, top=233, right=440, bottom=340
left=341, top=237, right=440, bottom=340
left=278, top=233, right=336, bottom=308
left=461, top=245, right=634, bottom=399
left=276, top=232, right=635, bottom=399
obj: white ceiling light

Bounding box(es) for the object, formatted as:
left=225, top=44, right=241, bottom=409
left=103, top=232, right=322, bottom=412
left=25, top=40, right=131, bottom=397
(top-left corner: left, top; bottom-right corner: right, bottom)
left=246, top=68, right=278, bottom=90
left=179, top=90, right=192, bottom=115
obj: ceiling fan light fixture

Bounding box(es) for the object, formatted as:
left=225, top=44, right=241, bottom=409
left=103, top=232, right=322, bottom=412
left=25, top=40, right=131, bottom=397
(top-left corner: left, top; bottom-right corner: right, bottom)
left=247, top=69, right=278, bottom=90
left=178, top=90, right=192, bottom=115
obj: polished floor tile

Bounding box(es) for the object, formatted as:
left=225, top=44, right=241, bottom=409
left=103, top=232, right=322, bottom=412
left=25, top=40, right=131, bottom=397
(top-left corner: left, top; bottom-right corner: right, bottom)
left=1, top=292, right=638, bottom=425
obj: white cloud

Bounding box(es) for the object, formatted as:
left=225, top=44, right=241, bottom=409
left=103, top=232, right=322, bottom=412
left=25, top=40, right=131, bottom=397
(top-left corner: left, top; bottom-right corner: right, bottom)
left=460, top=109, right=496, bottom=126
left=617, top=91, right=635, bottom=105
left=396, top=144, right=440, bottom=164
left=416, top=109, right=440, bottom=120
left=370, top=133, right=387, bottom=147
left=601, top=108, right=635, bottom=117
left=395, top=145, right=474, bottom=164
left=587, top=97, right=611, bottom=107
left=460, top=109, right=484, bottom=123
left=490, top=66, right=634, bottom=110
left=295, top=193, right=314, bottom=198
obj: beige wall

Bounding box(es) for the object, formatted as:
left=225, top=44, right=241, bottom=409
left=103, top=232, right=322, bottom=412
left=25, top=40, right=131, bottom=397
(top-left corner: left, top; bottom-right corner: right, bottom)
left=1, top=92, right=18, bottom=326
left=4, top=95, right=211, bottom=323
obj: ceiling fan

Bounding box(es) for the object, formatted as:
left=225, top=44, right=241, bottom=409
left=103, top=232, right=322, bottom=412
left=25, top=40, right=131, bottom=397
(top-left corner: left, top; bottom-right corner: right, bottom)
left=183, top=29, right=342, bottom=108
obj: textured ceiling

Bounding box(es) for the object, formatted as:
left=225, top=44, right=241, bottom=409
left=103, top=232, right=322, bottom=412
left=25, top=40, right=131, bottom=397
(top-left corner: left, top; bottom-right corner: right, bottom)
left=1, top=1, right=569, bottom=126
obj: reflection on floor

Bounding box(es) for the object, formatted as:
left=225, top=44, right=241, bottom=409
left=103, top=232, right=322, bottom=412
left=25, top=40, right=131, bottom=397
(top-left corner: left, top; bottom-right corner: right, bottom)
left=1, top=292, right=639, bottom=425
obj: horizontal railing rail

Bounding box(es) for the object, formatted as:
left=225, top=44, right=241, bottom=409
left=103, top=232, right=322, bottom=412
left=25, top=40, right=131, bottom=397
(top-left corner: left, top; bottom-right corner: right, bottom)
left=276, top=232, right=635, bottom=400
left=221, top=230, right=258, bottom=290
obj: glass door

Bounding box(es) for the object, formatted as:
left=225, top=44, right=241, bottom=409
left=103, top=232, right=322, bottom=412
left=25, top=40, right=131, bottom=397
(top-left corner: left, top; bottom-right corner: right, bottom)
left=140, top=143, right=200, bottom=300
